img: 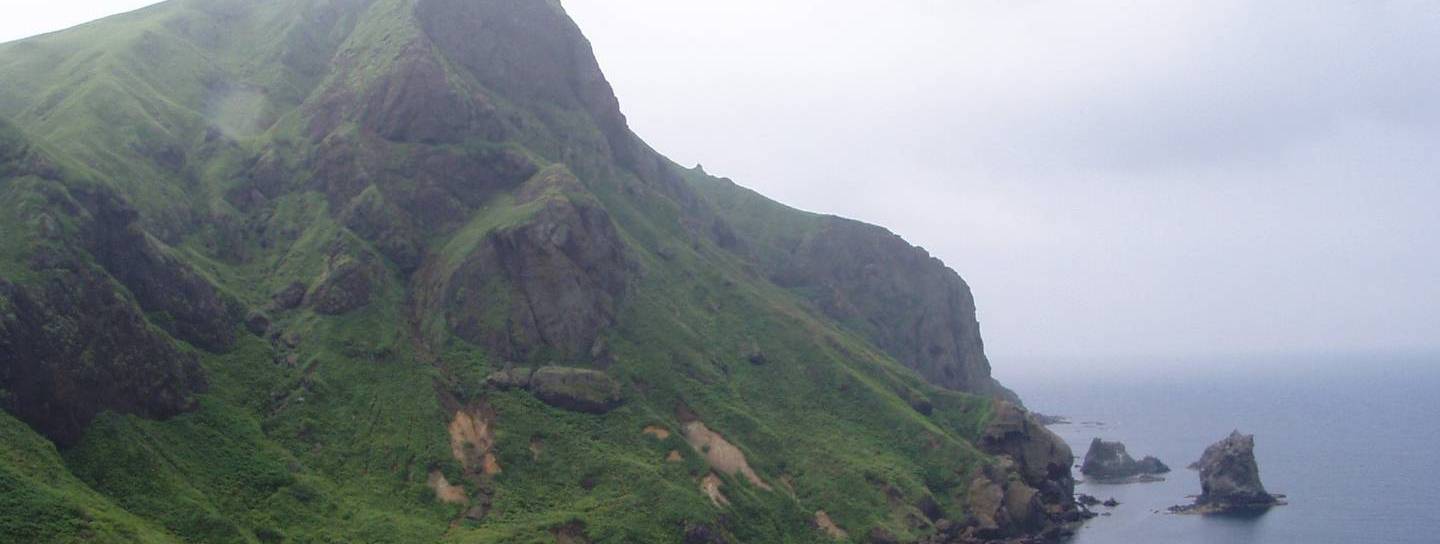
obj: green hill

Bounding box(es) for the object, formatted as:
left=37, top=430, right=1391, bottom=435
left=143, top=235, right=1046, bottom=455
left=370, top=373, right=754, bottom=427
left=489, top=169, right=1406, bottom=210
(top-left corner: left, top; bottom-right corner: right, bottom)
left=0, top=1, right=1076, bottom=542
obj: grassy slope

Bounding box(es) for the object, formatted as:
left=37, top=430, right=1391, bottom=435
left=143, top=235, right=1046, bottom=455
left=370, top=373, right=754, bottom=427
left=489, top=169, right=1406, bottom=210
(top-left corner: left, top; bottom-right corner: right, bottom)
left=0, top=1, right=1001, bottom=542
left=0, top=412, right=182, bottom=543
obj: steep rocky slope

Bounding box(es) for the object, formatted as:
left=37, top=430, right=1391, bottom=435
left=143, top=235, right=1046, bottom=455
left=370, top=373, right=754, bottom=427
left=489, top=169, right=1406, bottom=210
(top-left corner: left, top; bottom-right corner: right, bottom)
left=0, top=1, right=1069, bottom=542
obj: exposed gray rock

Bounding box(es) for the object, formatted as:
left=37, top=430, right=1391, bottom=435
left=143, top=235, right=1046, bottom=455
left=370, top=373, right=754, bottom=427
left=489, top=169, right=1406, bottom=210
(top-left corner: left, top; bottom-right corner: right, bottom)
left=485, top=367, right=535, bottom=390
left=1081, top=438, right=1169, bottom=482
left=1137, top=456, right=1171, bottom=475
left=974, top=401, right=1081, bottom=539
left=526, top=367, right=622, bottom=414
left=78, top=188, right=243, bottom=352
left=1197, top=431, right=1277, bottom=507
left=270, top=281, right=307, bottom=311
left=245, top=311, right=271, bottom=336
left=445, top=170, right=629, bottom=361
left=485, top=365, right=621, bottom=414
left=307, top=254, right=379, bottom=316
left=966, top=460, right=1044, bottom=539
left=1032, top=412, right=1070, bottom=426
left=767, top=217, right=1016, bottom=401
left=1172, top=431, right=1280, bottom=514
left=866, top=526, right=900, bottom=544
left=0, top=271, right=206, bottom=447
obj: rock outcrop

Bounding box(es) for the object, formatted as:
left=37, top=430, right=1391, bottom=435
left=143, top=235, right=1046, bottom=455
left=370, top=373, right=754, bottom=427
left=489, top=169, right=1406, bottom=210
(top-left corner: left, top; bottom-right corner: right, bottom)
left=308, top=262, right=376, bottom=315
left=970, top=401, right=1082, bottom=540
left=768, top=218, right=1016, bottom=401
left=529, top=367, right=623, bottom=414
left=446, top=170, right=629, bottom=361
left=1172, top=431, right=1280, bottom=514
left=486, top=366, right=622, bottom=414
left=0, top=134, right=211, bottom=446
left=1136, top=456, right=1170, bottom=475
left=1080, top=438, right=1169, bottom=482
left=0, top=271, right=206, bottom=446
left=0, top=1, right=1067, bottom=541
left=76, top=188, right=242, bottom=352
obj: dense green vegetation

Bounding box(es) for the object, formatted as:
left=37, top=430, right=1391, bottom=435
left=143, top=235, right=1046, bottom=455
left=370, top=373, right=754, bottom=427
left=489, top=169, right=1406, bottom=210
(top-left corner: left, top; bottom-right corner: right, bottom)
left=0, top=1, right=1026, bottom=542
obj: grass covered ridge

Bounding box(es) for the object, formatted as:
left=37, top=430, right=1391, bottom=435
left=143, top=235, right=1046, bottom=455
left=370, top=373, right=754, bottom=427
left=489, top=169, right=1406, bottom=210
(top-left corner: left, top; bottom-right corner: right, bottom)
left=0, top=1, right=1011, bottom=542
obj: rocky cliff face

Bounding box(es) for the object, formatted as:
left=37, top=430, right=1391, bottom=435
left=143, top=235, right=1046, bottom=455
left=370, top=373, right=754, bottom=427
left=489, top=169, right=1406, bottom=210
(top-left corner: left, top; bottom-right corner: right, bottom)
left=442, top=169, right=629, bottom=361
left=770, top=217, right=1015, bottom=400
left=971, top=401, right=1082, bottom=540
left=0, top=127, right=210, bottom=445
left=77, top=188, right=243, bottom=352
left=0, top=270, right=207, bottom=447
left=693, top=177, right=1017, bottom=402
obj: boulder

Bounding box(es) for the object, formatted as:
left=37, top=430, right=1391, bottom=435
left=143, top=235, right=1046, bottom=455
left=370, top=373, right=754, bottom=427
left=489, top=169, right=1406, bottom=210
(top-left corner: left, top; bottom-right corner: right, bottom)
left=1172, top=431, right=1279, bottom=514
left=682, top=521, right=729, bottom=544
left=866, top=526, right=900, bottom=544
left=1137, top=456, right=1171, bottom=474
left=485, top=367, right=535, bottom=390
left=307, top=256, right=378, bottom=315
left=270, top=281, right=307, bottom=311
left=245, top=311, right=272, bottom=336
left=1081, top=438, right=1169, bottom=482
left=528, top=367, right=622, bottom=414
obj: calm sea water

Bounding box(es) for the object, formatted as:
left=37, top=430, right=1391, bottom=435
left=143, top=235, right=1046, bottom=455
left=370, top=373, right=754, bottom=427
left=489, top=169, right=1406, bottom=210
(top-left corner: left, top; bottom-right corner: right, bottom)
left=1011, top=355, right=1440, bottom=544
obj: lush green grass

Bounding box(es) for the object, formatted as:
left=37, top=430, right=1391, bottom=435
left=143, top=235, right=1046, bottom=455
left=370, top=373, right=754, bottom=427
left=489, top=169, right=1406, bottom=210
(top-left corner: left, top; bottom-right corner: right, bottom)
left=0, top=412, right=182, bottom=543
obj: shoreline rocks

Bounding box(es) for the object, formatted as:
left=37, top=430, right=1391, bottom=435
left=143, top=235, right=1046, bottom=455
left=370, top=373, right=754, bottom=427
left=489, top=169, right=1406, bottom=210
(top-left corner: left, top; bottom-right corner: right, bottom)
left=1031, top=412, right=1070, bottom=426
left=1170, top=431, right=1282, bottom=514
left=1080, top=438, right=1170, bottom=483
left=965, top=401, right=1085, bottom=542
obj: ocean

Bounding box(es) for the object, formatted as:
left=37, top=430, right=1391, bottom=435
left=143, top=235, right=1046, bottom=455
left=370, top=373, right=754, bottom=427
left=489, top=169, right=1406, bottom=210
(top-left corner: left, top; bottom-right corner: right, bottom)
left=1009, top=354, right=1440, bottom=544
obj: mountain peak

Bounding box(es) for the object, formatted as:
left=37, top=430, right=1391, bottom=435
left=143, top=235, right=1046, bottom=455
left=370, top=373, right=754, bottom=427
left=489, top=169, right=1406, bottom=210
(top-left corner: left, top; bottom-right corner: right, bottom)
left=0, top=2, right=1049, bottom=542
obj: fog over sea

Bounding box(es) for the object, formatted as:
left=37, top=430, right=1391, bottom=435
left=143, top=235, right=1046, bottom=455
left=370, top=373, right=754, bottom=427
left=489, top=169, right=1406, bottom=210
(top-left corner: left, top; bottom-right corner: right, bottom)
left=1010, top=353, right=1440, bottom=544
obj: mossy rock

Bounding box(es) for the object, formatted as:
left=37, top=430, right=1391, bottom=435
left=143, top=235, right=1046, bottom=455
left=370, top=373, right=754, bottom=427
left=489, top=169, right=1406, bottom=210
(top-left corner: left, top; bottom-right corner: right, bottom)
left=529, top=367, right=621, bottom=414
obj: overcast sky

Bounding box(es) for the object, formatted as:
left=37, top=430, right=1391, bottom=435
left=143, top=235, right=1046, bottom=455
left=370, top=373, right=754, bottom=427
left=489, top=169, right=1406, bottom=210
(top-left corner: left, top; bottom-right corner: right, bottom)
left=5, top=1, right=1437, bottom=379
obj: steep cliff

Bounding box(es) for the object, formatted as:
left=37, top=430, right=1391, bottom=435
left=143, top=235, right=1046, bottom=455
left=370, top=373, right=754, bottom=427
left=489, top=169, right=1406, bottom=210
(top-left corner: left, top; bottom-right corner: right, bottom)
left=0, top=121, right=210, bottom=447
left=0, top=1, right=1059, bottom=542
left=693, top=177, right=1017, bottom=401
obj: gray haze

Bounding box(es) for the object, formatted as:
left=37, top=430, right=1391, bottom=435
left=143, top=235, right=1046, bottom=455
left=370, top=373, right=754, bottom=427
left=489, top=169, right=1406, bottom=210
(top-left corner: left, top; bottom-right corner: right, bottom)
left=563, top=0, right=1440, bottom=378
left=5, top=1, right=1437, bottom=378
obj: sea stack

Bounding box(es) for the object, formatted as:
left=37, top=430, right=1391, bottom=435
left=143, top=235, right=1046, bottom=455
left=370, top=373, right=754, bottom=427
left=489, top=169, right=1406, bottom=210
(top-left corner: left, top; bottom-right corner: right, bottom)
left=1173, top=431, right=1280, bottom=514
left=1080, top=438, right=1170, bottom=483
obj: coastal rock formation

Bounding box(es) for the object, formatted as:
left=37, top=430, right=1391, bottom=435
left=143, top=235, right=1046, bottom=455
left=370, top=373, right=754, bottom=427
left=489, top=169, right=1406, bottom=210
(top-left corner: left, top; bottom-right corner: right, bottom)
left=972, top=401, right=1082, bottom=539
left=1136, top=456, right=1171, bottom=475
left=1172, top=431, right=1280, bottom=514
left=1080, top=438, right=1170, bottom=482
left=767, top=217, right=1017, bottom=401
